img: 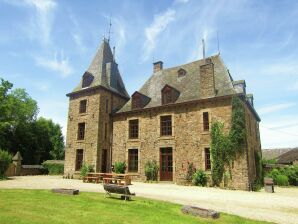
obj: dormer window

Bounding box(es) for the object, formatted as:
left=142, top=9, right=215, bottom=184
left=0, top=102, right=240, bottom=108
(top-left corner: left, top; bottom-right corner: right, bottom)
left=82, top=72, right=94, bottom=88
left=132, top=94, right=142, bottom=109
left=161, top=85, right=180, bottom=105
left=177, top=68, right=186, bottom=78
left=131, top=91, right=151, bottom=110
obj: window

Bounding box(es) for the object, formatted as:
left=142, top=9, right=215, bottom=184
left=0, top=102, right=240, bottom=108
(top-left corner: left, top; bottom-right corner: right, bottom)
left=161, top=85, right=179, bottom=105
left=77, top=123, right=85, bottom=140
left=128, top=149, right=138, bottom=172
left=105, top=98, right=109, bottom=113
left=104, top=123, right=107, bottom=140
left=75, top=149, right=83, bottom=171
left=178, top=68, right=186, bottom=78
left=129, top=119, right=139, bottom=139
left=203, top=112, right=209, bottom=131
left=132, top=94, right=142, bottom=109
left=205, top=148, right=211, bottom=170
left=160, top=115, right=172, bottom=136
left=82, top=72, right=94, bottom=88
left=162, top=88, right=173, bottom=105
left=79, top=100, right=87, bottom=113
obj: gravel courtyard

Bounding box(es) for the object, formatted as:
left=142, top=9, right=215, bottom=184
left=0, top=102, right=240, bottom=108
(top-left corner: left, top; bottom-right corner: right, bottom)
left=1, top=176, right=297, bottom=224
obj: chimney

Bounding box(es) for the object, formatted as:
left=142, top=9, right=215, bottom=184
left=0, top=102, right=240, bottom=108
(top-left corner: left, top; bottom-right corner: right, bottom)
left=199, top=58, right=215, bottom=98
left=153, top=61, right=163, bottom=73
left=246, top=94, right=254, bottom=107
left=232, top=80, right=246, bottom=94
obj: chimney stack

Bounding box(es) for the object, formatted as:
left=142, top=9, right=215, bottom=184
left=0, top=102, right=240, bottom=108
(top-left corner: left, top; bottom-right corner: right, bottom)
left=153, top=61, right=163, bottom=73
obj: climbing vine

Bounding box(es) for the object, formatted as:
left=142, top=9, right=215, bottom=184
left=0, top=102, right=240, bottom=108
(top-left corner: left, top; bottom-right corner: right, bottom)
left=211, top=96, right=246, bottom=186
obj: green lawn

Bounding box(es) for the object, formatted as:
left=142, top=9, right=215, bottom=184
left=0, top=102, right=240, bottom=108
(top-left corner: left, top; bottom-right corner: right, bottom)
left=0, top=189, right=273, bottom=224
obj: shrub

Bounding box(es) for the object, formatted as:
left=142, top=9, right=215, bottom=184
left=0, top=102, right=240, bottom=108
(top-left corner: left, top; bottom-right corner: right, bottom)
left=276, top=175, right=289, bottom=186
left=279, top=165, right=298, bottom=186
left=114, top=162, right=126, bottom=174
left=80, top=163, right=94, bottom=177
left=145, top=160, right=159, bottom=181
left=42, top=160, right=64, bottom=175
left=267, top=168, right=280, bottom=184
left=192, top=170, right=207, bottom=186
left=0, top=150, right=12, bottom=179
left=186, top=163, right=196, bottom=184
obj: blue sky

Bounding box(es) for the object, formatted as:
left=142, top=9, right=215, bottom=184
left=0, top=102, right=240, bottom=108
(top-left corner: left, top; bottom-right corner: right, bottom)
left=1, top=0, right=298, bottom=148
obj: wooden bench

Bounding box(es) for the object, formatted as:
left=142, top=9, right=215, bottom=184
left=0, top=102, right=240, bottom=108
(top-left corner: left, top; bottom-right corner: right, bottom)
left=103, top=184, right=135, bottom=201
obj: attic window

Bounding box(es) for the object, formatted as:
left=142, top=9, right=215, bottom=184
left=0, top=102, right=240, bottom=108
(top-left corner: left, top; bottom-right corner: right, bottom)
left=178, top=68, right=186, bottom=78
left=161, top=85, right=180, bottom=105
left=131, top=92, right=151, bottom=110
left=132, top=94, right=142, bottom=110
left=82, top=72, right=94, bottom=88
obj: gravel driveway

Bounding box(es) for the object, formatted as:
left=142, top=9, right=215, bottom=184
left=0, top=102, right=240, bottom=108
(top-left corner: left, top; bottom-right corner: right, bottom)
left=1, top=176, right=297, bottom=224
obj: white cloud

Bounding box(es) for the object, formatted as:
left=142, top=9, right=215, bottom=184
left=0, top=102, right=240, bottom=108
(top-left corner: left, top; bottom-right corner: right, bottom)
left=258, top=103, right=296, bottom=115
left=174, top=0, right=189, bottom=4
left=260, top=116, right=298, bottom=148
left=72, top=33, right=87, bottom=53
left=35, top=51, right=73, bottom=78
left=24, top=0, right=56, bottom=46
left=143, top=9, right=176, bottom=61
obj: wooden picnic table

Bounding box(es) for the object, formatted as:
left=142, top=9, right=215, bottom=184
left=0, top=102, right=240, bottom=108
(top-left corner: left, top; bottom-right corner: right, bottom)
left=83, top=172, right=107, bottom=183
left=102, top=173, right=138, bottom=186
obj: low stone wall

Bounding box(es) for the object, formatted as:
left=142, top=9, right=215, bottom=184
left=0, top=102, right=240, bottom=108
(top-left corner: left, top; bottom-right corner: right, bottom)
left=20, top=165, right=43, bottom=176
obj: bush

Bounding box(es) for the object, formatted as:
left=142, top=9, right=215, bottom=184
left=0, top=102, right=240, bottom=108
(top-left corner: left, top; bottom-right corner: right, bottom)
left=114, top=162, right=126, bottom=174
left=279, top=166, right=298, bottom=186
left=80, top=163, right=94, bottom=177
left=186, top=163, right=196, bottom=184
left=192, top=170, right=207, bottom=186
left=145, top=160, right=159, bottom=181
left=42, top=160, right=64, bottom=175
left=0, top=150, right=12, bottom=179
left=276, top=175, right=289, bottom=186
left=267, top=166, right=298, bottom=186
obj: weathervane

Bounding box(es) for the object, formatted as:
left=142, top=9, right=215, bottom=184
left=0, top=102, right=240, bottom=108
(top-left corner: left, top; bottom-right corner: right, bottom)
left=108, top=17, right=112, bottom=43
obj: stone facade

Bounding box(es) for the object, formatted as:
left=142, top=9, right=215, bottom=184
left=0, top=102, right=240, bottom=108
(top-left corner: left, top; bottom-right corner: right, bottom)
left=112, top=97, right=261, bottom=190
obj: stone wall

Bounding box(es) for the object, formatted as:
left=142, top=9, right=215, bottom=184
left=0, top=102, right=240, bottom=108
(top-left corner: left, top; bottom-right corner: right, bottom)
left=64, top=87, right=128, bottom=177
left=112, top=97, right=254, bottom=190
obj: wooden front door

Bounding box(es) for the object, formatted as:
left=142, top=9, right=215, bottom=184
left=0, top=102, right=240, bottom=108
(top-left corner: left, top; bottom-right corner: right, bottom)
left=160, top=147, right=173, bottom=181
left=101, top=149, right=108, bottom=173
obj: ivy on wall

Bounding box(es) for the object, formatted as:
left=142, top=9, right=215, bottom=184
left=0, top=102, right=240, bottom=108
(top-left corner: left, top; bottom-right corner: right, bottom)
left=210, top=96, right=246, bottom=186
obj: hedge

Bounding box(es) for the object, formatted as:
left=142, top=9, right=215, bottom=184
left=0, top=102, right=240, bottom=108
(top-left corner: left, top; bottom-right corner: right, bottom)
left=42, top=160, right=64, bottom=175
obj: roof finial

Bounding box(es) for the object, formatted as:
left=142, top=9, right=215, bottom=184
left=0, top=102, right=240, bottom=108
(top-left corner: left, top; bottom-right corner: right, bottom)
left=108, top=17, right=112, bottom=43
left=202, top=39, right=205, bottom=59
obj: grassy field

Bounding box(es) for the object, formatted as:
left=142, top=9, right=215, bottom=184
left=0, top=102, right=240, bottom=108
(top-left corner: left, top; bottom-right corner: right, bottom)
left=0, top=189, right=273, bottom=224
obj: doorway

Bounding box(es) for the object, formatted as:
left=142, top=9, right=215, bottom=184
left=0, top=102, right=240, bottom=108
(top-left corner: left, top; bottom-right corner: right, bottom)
left=160, top=147, right=173, bottom=181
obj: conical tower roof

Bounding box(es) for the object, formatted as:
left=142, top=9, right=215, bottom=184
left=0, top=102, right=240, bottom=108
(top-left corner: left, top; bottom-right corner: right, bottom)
left=69, top=38, right=129, bottom=99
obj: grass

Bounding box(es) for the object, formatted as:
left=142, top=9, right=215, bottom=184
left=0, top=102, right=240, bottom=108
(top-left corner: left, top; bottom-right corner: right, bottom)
left=0, top=189, right=273, bottom=224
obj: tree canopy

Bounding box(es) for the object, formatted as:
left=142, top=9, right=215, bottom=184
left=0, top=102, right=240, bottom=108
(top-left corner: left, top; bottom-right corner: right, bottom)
left=0, top=78, right=64, bottom=164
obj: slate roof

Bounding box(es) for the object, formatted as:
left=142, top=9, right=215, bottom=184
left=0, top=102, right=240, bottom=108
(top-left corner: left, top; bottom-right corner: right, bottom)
left=118, top=54, right=238, bottom=113
left=277, top=148, right=298, bottom=164
left=67, top=39, right=129, bottom=99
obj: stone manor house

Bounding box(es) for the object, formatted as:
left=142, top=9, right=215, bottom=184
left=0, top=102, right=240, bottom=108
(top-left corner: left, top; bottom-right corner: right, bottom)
left=64, top=39, right=261, bottom=190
